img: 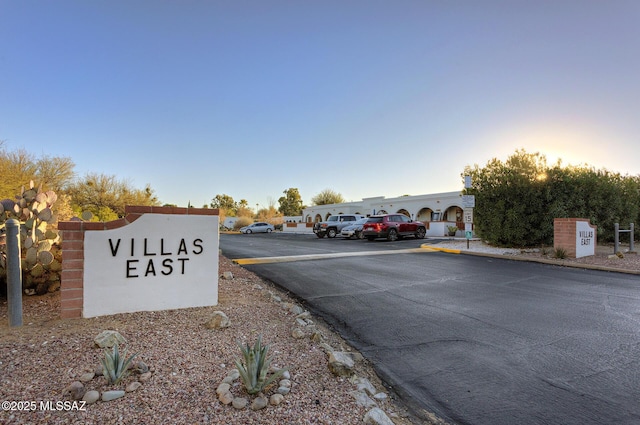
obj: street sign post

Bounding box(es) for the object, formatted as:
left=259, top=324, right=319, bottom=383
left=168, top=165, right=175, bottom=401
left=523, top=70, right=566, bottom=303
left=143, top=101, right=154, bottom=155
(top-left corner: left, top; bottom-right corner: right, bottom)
left=462, top=195, right=475, bottom=208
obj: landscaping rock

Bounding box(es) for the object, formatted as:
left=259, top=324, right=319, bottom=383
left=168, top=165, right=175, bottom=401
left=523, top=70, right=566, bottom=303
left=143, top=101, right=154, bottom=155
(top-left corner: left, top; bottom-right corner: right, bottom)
left=216, top=382, right=231, bottom=396
left=270, top=393, right=284, bottom=405
left=101, top=390, right=125, bottom=402
left=351, top=390, right=376, bottom=408
left=291, top=328, right=305, bottom=339
left=226, top=369, right=240, bottom=380
left=67, top=381, right=85, bottom=400
left=79, top=372, right=95, bottom=383
left=328, top=351, right=355, bottom=376
left=289, top=305, right=305, bottom=315
left=279, top=379, right=291, bottom=388
left=134, top=360, right=149, bottom=373
left=319, top=343, right=333, bottom=352
left=94, top=330, right=126, bottom=348
left=232, top=397, right=248, bottom=409
left=353, top=377, right=377, bottom=396
left=82, top=390, right=100, bottom=404
left=205, top=311, right=231, bottom=329
left=126, top=381, right=142, bottom=392
left=364, top=407, right=396, bottom=425
left=218, top=391, right=234, bottom=405
left=277, top=386, right=290, bottom=395
left=250, top=396, right=268, bottom=410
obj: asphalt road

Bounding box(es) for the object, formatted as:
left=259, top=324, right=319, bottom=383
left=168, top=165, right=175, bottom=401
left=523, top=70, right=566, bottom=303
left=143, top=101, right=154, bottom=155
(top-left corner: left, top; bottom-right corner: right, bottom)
left=220, top=233, right=640, bottom=425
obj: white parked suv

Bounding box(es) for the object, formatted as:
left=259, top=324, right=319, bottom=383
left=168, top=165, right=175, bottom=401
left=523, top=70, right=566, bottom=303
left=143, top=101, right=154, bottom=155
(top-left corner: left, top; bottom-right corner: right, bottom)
left=312, top=214, right=367, bottom=238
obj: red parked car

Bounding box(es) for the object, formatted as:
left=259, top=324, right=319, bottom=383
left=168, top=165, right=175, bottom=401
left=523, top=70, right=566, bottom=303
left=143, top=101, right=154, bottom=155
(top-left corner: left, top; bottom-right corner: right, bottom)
left=362, top=214, right=427, bottom=241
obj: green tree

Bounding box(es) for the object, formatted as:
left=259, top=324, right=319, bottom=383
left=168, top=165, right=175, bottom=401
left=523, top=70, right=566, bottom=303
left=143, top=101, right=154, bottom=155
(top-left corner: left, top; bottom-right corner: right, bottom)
left=311, top=189, right=345, bottom=205
left=463, top=149, right=640, bottom=246
left=278, top=188, right=304, bottom=216
left=66, top=173, right=160, bottom=220
left=210, top=194, right=238, bottom=216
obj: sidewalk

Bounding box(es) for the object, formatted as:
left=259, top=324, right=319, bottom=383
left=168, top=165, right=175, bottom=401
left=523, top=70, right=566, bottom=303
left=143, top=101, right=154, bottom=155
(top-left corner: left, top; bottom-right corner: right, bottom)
left=425, top=238, right=640, bottom=275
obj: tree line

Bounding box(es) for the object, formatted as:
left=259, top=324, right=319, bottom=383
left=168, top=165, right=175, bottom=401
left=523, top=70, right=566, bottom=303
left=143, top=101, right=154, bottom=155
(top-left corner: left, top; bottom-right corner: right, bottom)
left=463, top=149, right=640, bottom=246
left=0, top=142, right=159, bottom=222
left=4, top=143, right=638, bottom=246
left=0, top=142, right=347, bottom=224
left=208, top=188, right=345, bottom=228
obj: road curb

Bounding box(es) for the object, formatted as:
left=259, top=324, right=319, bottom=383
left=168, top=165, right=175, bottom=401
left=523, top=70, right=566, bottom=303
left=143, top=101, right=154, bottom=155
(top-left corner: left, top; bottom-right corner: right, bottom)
left=420, top=244, right=640, bottom=275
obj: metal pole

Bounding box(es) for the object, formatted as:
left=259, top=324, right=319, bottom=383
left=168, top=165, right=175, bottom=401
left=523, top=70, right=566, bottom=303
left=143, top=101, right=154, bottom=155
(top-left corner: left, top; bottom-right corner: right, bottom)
left=614, top=223, right=619, bottom=254
left=6, top=219, right=23, bottom=327
left=631, top=223, right=635, bottom=253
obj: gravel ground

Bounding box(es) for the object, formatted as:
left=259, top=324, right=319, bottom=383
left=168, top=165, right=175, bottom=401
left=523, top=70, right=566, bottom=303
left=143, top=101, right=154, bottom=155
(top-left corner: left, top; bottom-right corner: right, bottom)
left=2, top=243, right=637, bottom=425
left=0, top=256, right=420, bottom=425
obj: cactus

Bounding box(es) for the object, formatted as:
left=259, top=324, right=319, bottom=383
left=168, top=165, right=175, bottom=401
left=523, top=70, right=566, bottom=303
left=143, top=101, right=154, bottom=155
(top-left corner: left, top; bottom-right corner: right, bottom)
left=0, top=180, right=62, bottom=295
left=234, top=334, right=288, bottom=395
left=101, top=343, right=138, bottom=385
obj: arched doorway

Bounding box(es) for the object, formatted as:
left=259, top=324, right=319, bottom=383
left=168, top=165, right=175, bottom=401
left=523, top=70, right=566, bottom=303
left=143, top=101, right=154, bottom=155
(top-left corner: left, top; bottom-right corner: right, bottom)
left=396, top=208, right=411, bottom=218
left=416, top=208, right=432, bottom=222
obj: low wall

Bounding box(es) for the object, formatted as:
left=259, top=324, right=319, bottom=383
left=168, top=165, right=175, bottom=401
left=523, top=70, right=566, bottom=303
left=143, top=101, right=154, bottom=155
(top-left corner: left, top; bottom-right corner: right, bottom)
left=282, top=222, right=314, bottom=234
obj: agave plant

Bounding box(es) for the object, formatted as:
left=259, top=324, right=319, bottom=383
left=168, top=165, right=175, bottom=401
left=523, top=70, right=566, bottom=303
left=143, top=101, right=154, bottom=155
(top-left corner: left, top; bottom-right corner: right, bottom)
left=101, top=343, right=138, bottom=385
left=234, top=335, right=287, bottom=395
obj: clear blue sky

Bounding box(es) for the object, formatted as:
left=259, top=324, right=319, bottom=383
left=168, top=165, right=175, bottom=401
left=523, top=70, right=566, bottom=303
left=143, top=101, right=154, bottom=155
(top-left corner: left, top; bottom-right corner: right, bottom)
left=1, top=1, right=639, bottom=210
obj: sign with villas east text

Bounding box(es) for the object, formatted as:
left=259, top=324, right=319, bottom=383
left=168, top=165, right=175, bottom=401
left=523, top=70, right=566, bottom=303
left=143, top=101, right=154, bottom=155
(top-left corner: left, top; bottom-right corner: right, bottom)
left=83, top=213, right=219, bottom=317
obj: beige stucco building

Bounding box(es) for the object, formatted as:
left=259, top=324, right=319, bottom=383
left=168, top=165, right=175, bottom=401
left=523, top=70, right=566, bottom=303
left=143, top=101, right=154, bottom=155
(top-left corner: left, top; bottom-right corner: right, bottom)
left=296, top=191, right=467, bottom=237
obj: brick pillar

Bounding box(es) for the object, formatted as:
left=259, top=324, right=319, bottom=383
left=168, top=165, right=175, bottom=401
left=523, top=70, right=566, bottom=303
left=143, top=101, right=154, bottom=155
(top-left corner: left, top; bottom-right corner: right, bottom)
left=58, top=223, right=85, bottom=318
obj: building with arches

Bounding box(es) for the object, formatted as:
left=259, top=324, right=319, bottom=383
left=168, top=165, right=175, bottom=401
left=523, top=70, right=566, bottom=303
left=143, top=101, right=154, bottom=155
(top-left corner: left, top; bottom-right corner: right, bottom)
left=300, top=191, right=467, bottom=237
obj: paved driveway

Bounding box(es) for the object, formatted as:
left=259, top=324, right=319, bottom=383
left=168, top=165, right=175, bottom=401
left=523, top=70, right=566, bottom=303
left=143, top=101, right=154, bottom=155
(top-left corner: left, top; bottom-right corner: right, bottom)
left=221, top=234, right=640, bottom=425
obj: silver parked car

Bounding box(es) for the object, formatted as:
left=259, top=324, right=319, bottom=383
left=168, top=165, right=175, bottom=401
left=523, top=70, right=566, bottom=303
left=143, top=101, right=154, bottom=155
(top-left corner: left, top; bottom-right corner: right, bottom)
left=340, top=217, right=369, bottom=239
left=240, top=222, right=275, bottom=234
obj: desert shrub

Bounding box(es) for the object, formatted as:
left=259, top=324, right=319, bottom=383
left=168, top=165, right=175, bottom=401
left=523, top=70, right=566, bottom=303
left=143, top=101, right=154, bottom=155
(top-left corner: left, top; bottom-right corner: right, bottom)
left=553, top=247, right=567, bottom=259
left=233, top=216, right=254, bottom=230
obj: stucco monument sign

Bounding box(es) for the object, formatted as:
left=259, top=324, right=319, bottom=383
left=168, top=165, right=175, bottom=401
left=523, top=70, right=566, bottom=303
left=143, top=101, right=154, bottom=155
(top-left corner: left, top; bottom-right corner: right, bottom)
left=58, top=206, right=219, bottom=319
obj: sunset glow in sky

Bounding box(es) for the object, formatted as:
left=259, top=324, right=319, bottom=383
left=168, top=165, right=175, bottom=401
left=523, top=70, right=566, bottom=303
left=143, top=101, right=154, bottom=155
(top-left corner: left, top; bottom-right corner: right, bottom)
left=1, top=1, right=638, bottom=209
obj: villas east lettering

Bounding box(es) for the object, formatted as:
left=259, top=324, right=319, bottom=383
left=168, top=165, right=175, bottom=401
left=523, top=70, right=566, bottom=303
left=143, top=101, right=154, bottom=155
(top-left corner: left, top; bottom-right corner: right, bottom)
left=108, top=238, right=204, bottom=278
left=579, top=230, right=594, bottom=246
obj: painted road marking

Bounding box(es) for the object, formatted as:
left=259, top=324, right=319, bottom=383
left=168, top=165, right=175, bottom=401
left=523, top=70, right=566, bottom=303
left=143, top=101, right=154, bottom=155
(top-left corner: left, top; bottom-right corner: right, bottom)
left=232, top=246, right=453, bottom=265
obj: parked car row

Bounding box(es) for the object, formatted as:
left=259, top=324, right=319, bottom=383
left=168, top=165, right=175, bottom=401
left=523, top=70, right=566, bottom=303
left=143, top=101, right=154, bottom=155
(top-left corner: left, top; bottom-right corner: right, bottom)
left=240, top=213, right=427, bottom=241
left=333, top=214, right=427, bottom=241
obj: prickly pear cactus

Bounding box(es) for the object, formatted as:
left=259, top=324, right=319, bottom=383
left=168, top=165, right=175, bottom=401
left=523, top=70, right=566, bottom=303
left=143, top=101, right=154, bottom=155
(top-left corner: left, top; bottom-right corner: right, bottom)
left=0, top=180, right=62, bottom=295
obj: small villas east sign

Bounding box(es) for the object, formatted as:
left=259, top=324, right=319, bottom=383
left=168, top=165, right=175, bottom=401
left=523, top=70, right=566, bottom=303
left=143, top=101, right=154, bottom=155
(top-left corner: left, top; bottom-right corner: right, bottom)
left=83, top=213, right=219, bottom=317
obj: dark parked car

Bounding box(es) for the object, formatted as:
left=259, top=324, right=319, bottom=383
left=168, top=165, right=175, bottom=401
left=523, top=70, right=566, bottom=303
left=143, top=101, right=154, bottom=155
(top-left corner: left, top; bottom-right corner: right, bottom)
left=362, top=214, right=426, bottom=241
